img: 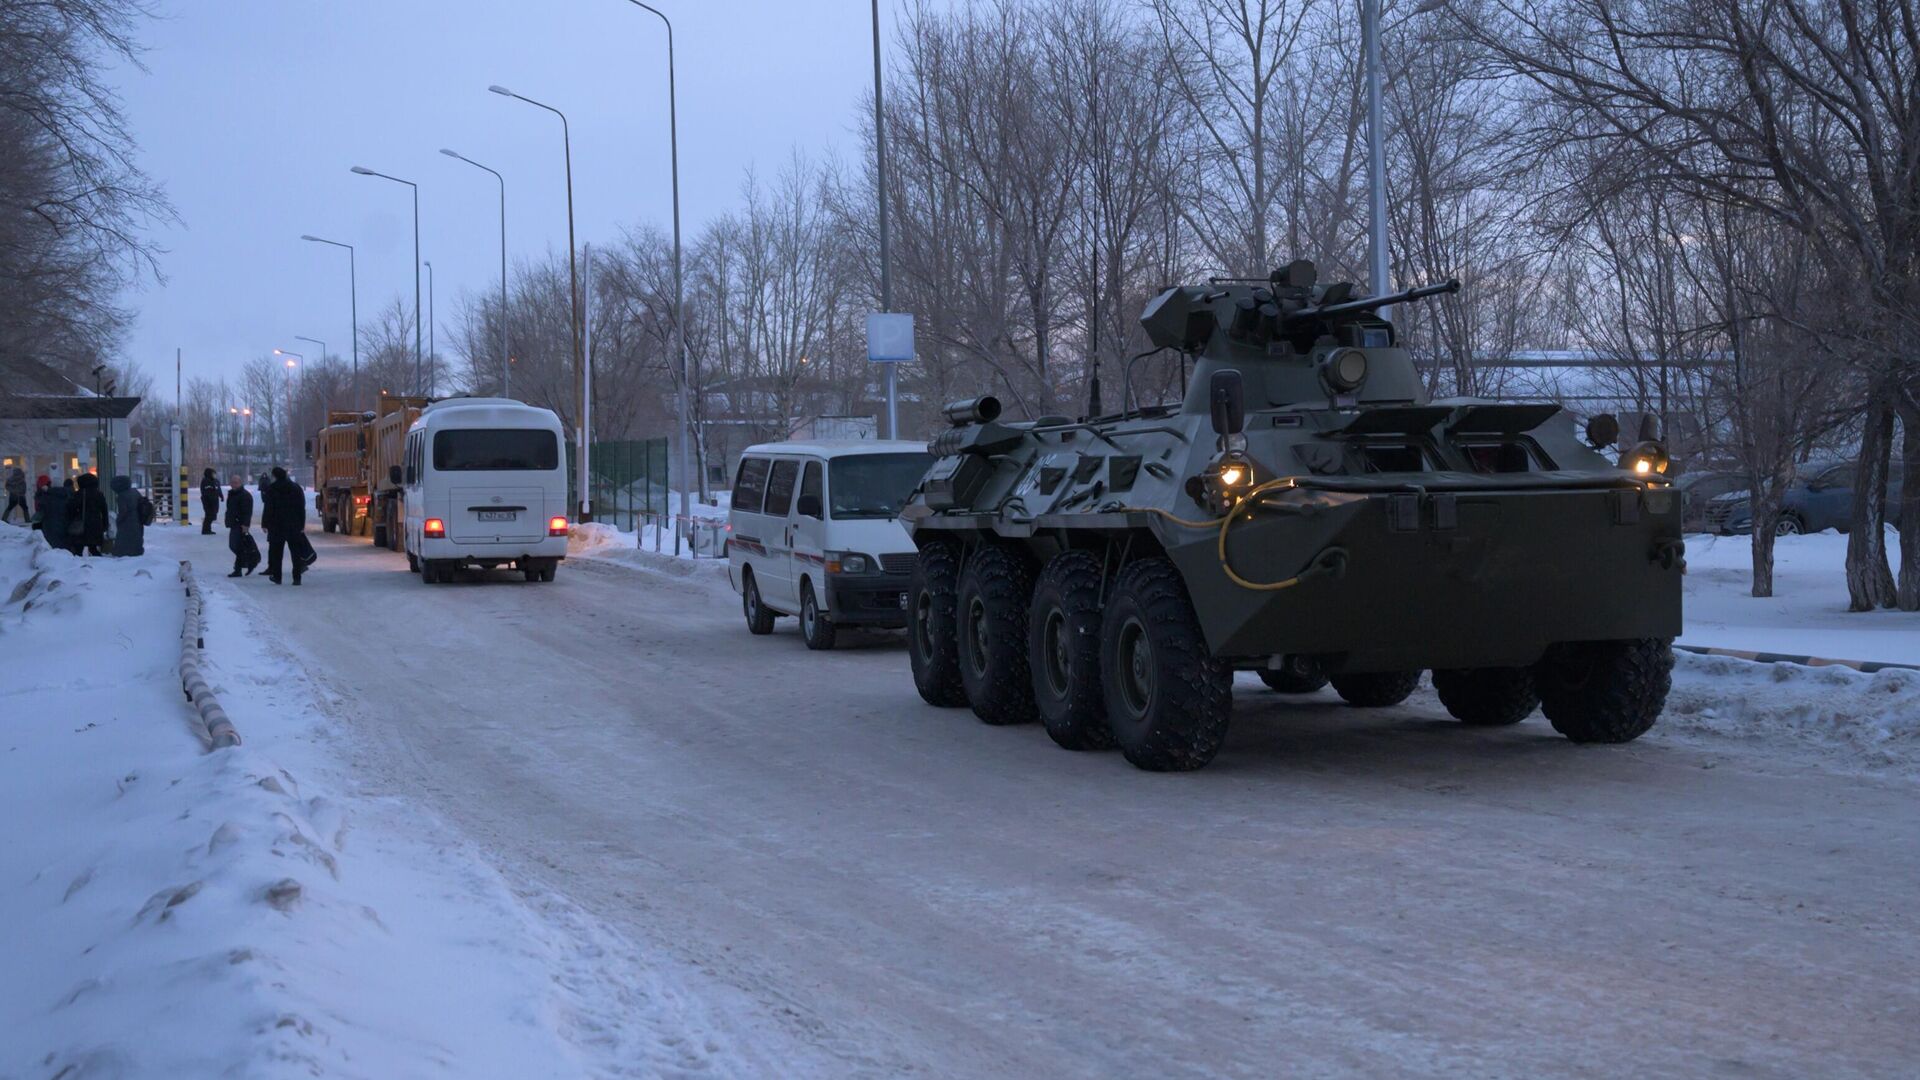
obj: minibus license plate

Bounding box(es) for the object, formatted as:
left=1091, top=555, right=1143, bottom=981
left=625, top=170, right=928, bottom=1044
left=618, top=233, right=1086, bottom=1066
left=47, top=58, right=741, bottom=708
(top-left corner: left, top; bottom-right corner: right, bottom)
left=478, top=510, right=516, bottom=522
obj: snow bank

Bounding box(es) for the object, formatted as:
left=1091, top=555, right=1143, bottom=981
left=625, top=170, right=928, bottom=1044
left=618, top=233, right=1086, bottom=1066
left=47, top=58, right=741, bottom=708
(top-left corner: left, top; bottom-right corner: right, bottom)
left=1663, top=650, right=1920, bottom=773
left=1682, top=529, right=1920, bottom=666
left=0, top=524, right=625, bottom=1076
left=568, top=520, right=731, bottom=589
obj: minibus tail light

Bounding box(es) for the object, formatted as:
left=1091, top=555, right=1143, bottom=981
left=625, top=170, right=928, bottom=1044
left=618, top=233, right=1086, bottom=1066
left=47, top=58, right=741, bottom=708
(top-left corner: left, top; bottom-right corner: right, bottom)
left=424, top=518, right=446, bottom=538
left=548, top=516, right=569, bottom=536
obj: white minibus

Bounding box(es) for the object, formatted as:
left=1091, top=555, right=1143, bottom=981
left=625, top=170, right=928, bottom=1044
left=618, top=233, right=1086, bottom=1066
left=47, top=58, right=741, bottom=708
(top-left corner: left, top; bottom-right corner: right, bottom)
left=397, top=398, right=570, bottom=584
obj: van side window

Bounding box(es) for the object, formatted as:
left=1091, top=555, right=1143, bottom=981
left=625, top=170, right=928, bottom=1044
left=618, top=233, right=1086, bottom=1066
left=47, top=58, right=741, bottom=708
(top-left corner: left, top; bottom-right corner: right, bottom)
left=798, top=461, right=823, bottom=519
left=764, top=459, right=799, bottom=517
left=733, top=457, right=770, bottom=514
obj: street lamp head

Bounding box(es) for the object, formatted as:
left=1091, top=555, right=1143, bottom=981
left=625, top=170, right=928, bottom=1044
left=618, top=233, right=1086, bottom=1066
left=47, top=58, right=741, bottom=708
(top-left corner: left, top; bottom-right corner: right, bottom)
left=439, top=148, right=462, bottom=159
left=488, top=84, right=513, bottom=97
left=300, top=234, right=319, bottom=242
left=350, top=165, right=375, bottom=176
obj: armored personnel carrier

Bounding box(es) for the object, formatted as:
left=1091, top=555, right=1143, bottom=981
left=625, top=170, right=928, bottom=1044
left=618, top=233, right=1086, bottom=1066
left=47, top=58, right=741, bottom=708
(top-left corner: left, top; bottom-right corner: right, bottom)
left=898, top=260, right=1683, bottom=771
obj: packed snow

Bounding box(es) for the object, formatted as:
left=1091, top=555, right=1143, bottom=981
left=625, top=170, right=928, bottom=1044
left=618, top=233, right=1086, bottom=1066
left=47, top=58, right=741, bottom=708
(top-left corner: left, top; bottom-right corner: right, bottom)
left=0, top=523, right=708, bottom=1077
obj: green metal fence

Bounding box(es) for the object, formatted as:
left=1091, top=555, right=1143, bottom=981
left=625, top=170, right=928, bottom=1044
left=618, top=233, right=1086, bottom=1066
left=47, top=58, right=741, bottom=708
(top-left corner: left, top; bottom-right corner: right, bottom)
left=567, top=437, right=669, bottom=531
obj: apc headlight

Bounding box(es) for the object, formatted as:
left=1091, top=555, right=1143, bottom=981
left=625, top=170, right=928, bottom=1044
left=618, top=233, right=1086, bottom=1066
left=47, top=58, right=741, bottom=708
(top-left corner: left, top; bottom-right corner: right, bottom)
left=1320, top=348, right=1369, bottom=393
left=1623, top=440, right=1671, bottom=478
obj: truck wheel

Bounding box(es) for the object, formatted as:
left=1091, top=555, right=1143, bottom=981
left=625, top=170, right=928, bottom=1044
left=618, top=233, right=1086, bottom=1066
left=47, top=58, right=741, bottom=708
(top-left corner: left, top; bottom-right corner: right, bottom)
left=1534, top=638, right=1672, bottom=744
left=909, top=540, right=969, bottom=708
left=1431, top=667, right=1539, bottom=726
left=958, top=545, right=1037, bottom=724
left=800, top=579, right=837, bottom=651
left=1329, top=670, right=1422, bottom=707
left=1258, top=656, right=1329, bottom=694
left=742, top=569, right=776, bottom=635
left=1028, top=551, right=1113, bottom=750
left=373, top=521, right=389, bottom=549
left=1100, top=557, right=1231, bottom=772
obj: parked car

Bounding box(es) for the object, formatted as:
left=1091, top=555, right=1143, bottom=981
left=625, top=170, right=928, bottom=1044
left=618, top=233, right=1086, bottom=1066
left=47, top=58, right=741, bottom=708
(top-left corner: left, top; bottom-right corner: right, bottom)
left=1678, top=470, right=1748, bottom=532
left=1704, top=460, right=1905, bottom=535
left=727, top=440, right=932, bottom=649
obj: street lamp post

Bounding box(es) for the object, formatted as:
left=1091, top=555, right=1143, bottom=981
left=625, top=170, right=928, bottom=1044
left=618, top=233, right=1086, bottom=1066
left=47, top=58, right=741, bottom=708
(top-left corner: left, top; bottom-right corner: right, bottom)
left=273, top=349, right=303, bottom=473
left=490, top=83, right=587, bottom=520
left=440, top=148, right=511, bottom=397
left=349, top=166, right=424, bottom=394
left=424, top=260, right=436, bottom=394
left=615, top=1, right=692, bottom=551
left=870, top=0, right=898, bottom=439
left=1363, top=0, right=1390, bottom=314
left=300, top=235, right=359, bottom=409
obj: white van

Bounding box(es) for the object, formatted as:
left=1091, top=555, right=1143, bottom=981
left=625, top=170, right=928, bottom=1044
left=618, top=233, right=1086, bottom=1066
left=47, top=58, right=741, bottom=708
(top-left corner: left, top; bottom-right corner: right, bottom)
left=727, top=440, right=932, bottom=649
left=397, top=397, right=570, bottom=584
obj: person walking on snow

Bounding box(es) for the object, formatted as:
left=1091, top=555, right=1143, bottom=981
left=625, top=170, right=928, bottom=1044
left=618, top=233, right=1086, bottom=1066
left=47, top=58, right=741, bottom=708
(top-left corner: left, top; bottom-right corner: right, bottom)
left=224, top=474, right=257, bottom=577
left=2, top=467, right=26, bottom=525
left=199, top=467, right=221, bottom=534
left=34, top=476, right=67, bottom=545
left=261, top=466, right=308, bottom=585
left=110, top=475, right=148, bottom=556
left=72, top=473, right=109, bottom=556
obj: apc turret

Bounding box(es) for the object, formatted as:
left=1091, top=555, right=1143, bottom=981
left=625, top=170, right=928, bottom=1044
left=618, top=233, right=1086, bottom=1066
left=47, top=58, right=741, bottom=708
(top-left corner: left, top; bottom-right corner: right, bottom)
left=898, top=261, right=1683, bottom=772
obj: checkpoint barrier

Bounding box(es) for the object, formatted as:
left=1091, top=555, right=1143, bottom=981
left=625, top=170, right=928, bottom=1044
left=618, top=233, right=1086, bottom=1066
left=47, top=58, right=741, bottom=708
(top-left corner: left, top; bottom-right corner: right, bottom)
left=631, top=511, right=729, bottom=557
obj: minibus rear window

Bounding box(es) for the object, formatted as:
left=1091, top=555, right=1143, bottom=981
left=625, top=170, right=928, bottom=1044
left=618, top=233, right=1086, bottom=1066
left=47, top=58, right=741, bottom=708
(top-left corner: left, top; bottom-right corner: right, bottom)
left=432, top=429, right=559, bottom=471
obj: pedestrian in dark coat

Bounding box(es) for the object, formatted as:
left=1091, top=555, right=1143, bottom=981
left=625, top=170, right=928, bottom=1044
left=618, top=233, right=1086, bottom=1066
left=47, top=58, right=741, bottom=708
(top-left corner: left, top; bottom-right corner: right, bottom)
left=35, top=477, right=68, bottom=547
left=110, top=476, right=145, bottom=556
left=261, top=466, right=308, bottom=584
left=199, top=467, right=221, bottom=534
left=224, top=474, right=257, bottom=576
left=30, top=475, right=51, bottom=529
left=2, top=467, right=25, bottom=525
left=72, top=473, right=109, bottom=555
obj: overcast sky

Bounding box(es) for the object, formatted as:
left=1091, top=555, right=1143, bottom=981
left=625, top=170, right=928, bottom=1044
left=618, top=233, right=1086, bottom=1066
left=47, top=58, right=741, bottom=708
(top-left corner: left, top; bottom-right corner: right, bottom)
left=113, top=0, right=888, bottom=398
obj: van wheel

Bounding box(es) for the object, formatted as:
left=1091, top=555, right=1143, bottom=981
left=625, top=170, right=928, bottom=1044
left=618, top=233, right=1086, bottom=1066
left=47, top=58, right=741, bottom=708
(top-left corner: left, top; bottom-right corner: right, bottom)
left=743, top=570, right=776, bottom=635
left=1100, top=557, right=1231, bottom=771
left=800, top=580, right=837, bottom=650
left=958, top=545, right=1037, bottom=725
left=908, top=540, right=969, bottom=708
left=1028, top=550, right=1112, bottom=750
left=420, top=559, right=437, bottom=584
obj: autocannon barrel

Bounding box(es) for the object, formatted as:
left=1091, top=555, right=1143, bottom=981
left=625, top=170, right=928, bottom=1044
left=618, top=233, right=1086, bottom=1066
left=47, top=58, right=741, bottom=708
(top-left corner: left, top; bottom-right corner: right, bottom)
left=1286, top=278, right=1461, bottom=322
left=942, top=395, right=1003, bottom=426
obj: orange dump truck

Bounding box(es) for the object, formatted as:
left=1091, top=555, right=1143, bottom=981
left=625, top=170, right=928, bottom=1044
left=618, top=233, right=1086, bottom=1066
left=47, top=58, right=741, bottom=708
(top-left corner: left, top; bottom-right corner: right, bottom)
left=307, top=394, right=431, bottom=547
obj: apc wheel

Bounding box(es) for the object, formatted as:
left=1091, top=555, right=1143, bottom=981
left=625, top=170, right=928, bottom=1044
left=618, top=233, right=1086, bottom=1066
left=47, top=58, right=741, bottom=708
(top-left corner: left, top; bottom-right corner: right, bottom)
left=1028, top=551, right=1112, bottom=750
left=742, top=569, right=776, bottom=635
left=958, top=545, right=1037, bottom=725
left=909, top=540, right=969, bottom=708
left=1330, top=670, right=1422, bottom=707
left=1431, top=667, right=1539, bottom=726
left=1258, top=656, right=1329, bottom=694
left=1534, top=638, right=1673, bottom=744
left=1100, top=558, right=1231, bottom=772
left=800, top=579, right=837, bottom=651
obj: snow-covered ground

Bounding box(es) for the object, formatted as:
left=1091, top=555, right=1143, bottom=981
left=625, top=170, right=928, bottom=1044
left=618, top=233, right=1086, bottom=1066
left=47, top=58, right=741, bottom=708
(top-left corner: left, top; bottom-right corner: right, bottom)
left=0, top=523, right=725, bottom=1077
left=1682, top=528, right=1920, bottom=665
left=8, top=516, right=1920, bottom=1077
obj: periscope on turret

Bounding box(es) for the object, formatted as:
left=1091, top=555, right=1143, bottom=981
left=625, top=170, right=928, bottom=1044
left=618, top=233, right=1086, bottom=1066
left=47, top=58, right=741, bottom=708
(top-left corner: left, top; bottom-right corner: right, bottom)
left=898, top=260, right=1684, bottom=772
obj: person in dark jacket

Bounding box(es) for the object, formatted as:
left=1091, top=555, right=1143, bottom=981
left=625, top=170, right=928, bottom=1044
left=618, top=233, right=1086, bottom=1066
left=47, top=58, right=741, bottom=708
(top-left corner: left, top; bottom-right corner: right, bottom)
left=72, top=473, right=109, bottom=555
left=2, top=467, right=25, bottom=525
left=110, top=475, right=145, bottom=556
left=261, top=466, right=308, bottom=584
left=30, top=475, right=51, bottom=529
left=224, top=474, right=257, bottom=576
left=199, top=467, right=221, bottom=534
left=35, top=477, right=69, bottom=547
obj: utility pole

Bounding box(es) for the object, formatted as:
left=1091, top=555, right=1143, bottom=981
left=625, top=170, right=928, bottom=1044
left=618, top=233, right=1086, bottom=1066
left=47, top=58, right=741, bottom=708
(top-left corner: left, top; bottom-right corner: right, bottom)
left=1363, top=0, right=1390, bottom=318
left=871, top=0, right=897, bottom=439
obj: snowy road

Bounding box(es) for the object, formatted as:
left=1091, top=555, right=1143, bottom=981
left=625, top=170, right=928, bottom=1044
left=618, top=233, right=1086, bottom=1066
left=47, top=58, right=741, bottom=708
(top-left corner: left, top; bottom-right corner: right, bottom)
left=175, top=528, right=1919, bottom=1078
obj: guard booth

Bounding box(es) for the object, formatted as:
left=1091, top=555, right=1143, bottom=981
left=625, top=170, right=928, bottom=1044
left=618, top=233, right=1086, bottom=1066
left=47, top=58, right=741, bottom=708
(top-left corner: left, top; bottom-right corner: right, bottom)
left=0, top=389, right=141, bottom=490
